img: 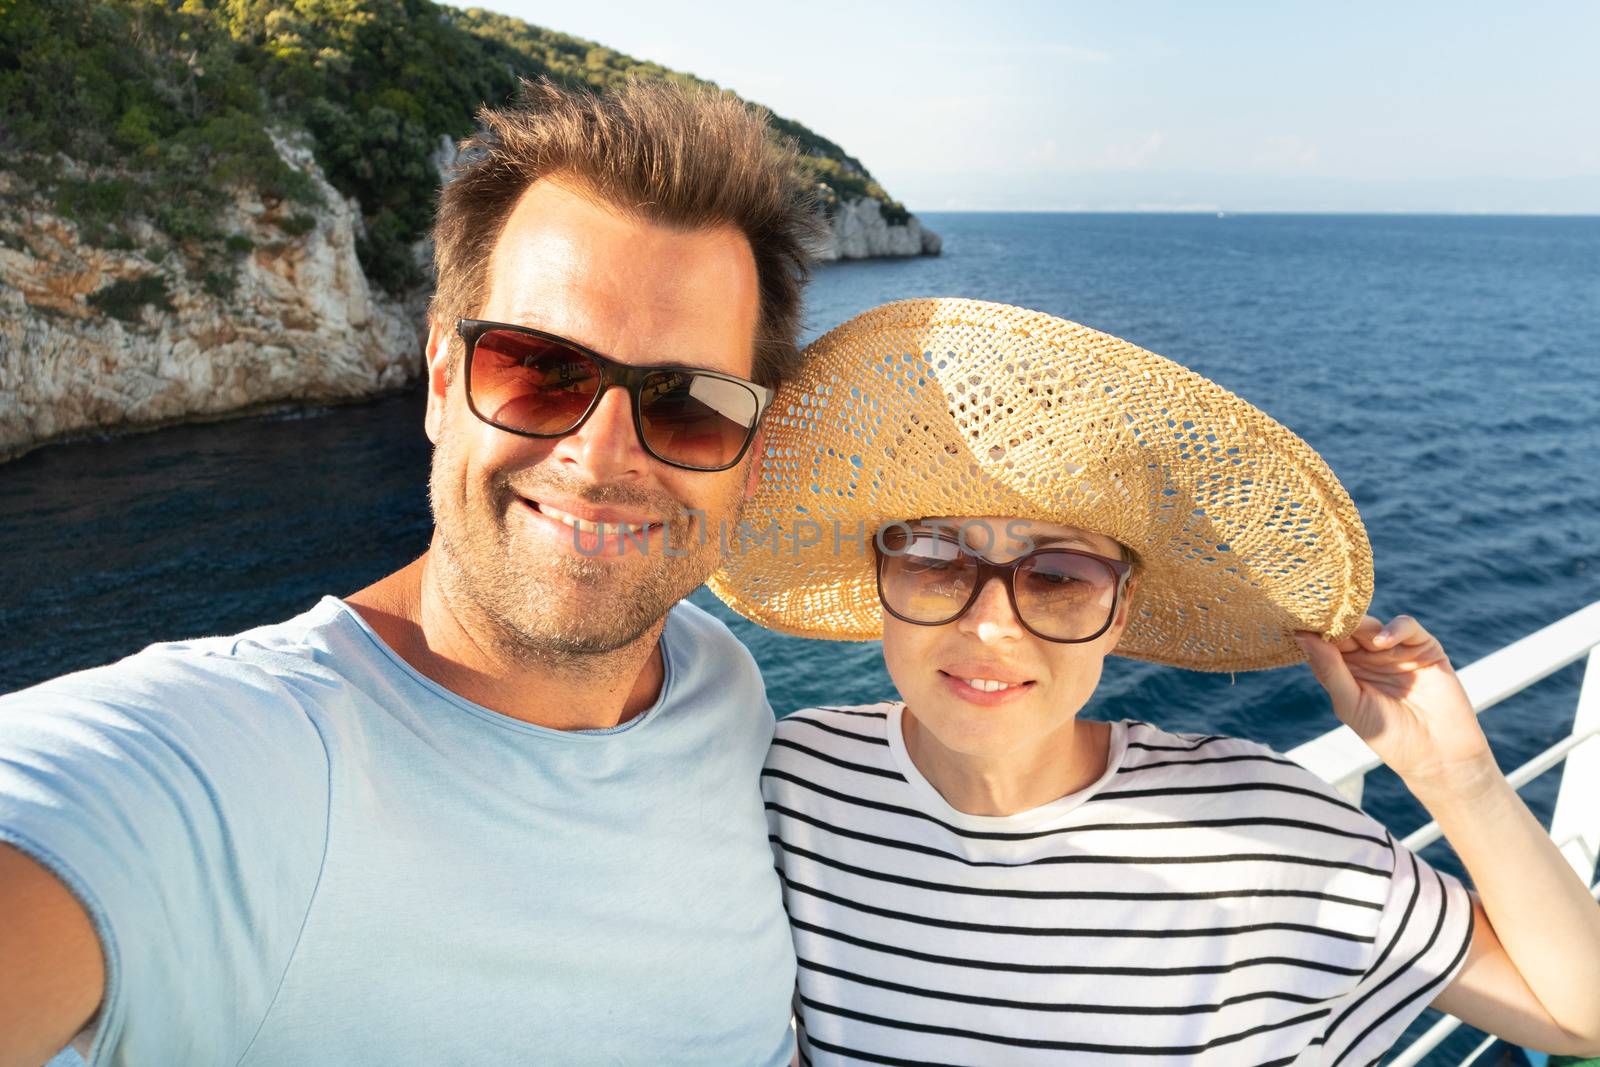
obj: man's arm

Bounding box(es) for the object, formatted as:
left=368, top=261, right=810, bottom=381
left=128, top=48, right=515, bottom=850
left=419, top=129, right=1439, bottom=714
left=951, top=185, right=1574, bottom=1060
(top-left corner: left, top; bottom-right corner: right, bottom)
left=0, top=844, right=104, bottom=1067
left=0, top=647, right=336, bottom=1066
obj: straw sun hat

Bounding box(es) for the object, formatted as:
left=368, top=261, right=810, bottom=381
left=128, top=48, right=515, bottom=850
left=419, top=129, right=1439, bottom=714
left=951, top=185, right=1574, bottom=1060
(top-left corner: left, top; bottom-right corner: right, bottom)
left=708, top=298, right=1373, bottom=672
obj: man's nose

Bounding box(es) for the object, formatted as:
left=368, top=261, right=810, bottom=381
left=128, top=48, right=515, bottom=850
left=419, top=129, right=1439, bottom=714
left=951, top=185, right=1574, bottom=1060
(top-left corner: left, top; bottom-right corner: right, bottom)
left=548, top=385, right=647, bottom=481
left=956, top=575, right=1025, bottom=644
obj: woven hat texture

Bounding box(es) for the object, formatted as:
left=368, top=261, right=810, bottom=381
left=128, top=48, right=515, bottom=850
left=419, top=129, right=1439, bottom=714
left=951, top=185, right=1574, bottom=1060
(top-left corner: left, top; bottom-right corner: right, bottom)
left=708, top=298, right=1373, bottom=671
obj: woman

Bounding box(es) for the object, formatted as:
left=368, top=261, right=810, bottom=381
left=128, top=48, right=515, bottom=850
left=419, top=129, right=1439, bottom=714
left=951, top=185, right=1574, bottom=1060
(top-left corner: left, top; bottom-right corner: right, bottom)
left=712, top=299, right=1600, bottom=1065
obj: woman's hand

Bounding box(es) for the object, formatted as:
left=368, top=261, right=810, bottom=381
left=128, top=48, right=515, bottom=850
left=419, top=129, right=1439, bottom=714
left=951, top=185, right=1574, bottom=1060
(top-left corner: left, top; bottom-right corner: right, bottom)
left=1293, top=614, right=1496, bottom=793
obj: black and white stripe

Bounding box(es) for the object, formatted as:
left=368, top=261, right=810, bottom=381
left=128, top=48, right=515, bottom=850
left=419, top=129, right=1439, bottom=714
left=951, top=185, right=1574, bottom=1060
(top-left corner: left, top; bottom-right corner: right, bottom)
left=765, top=703, right=1474, bottom=1066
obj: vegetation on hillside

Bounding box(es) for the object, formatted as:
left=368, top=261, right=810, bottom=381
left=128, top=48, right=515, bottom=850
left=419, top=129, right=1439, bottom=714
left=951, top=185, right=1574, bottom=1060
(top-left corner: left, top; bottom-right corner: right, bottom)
left=0, top=0, right=909, bottom=300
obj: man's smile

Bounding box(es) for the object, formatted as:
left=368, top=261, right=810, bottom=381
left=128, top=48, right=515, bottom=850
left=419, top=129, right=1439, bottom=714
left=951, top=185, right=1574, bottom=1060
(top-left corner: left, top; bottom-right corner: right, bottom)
left=530, top=499, right=663, bottom=537
left=515, top=496, right=671, bottom=558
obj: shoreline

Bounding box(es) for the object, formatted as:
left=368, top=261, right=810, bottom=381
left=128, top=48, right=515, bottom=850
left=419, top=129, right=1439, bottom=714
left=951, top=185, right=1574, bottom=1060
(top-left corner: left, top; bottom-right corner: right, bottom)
left=0, top=383, right=425, bottom=466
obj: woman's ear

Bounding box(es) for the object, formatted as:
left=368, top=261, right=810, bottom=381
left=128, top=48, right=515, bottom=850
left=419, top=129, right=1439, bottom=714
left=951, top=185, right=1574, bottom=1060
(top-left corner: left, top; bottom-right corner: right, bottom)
left=1113, top=575, right=1138, bottom=630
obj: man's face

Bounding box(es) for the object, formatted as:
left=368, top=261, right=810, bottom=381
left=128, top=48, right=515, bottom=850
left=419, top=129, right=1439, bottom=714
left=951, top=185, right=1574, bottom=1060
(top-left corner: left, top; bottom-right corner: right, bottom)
left=881, top=517, right=1134, bottom=760
left=423, top=177, right=763, bottom=659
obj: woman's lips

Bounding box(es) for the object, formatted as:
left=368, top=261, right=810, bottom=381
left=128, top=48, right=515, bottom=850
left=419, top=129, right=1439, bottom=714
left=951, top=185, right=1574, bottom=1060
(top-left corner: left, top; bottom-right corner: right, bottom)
left=938, top=669, right=1037, bottom=706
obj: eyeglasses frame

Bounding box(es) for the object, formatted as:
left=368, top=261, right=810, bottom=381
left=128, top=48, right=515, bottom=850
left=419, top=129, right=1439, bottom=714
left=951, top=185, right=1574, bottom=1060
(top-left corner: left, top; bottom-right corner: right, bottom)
left=456, top=318, right=774, bottom=473
left=874, top=529, right=1135, bottom=644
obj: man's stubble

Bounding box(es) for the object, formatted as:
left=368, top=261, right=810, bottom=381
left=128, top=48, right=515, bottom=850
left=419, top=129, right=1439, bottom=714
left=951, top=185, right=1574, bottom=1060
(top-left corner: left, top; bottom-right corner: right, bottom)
left=426, top=423, right=744, bottom=669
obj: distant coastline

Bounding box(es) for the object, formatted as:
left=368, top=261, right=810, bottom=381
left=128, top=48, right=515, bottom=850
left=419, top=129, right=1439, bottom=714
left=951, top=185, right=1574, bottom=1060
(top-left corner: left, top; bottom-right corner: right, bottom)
left=888, top=170, right=1600, bottom=216
left=909, top=208, right=1600, bottom=216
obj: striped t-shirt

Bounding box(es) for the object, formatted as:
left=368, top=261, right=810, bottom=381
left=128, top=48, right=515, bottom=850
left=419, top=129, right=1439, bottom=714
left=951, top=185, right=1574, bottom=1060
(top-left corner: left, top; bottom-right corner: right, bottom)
left=764, top=702, right=1475, bottom=1067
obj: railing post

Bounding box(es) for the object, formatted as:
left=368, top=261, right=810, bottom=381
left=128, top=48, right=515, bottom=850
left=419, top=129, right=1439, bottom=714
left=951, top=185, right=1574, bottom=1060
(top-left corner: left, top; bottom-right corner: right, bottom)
left=1549, top=644, right=1600, bottom=885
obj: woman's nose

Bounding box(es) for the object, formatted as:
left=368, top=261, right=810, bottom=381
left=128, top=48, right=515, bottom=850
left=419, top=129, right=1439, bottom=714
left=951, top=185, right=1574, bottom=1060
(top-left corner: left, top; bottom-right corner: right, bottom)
left=957, top=575, right=1026, bottom=643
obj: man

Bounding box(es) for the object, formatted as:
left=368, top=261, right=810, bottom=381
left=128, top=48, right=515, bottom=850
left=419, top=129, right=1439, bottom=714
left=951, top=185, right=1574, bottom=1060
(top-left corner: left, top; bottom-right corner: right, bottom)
left=0, top=79, right=819, bottom=1065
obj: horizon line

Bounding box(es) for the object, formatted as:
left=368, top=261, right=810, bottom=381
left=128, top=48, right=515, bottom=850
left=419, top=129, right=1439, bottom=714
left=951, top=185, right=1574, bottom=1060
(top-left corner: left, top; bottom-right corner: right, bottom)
left=910, top=208, right=1600, bottom=218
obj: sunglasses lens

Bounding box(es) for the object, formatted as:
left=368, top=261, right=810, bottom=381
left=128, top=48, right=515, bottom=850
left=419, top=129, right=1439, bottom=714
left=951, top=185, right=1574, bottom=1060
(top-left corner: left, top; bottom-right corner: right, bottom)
left=1014, top=551, right=1119, bottom=640
left=877, top=532, right=978, bottom=624
left=637, top=371, right=760, bottom=471
left=469, top=329, right=600, bottom=435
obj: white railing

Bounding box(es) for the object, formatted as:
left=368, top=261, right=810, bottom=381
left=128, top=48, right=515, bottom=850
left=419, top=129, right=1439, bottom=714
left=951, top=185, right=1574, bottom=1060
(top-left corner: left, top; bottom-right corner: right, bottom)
left=1288, top=600, right=1600, bottom=1067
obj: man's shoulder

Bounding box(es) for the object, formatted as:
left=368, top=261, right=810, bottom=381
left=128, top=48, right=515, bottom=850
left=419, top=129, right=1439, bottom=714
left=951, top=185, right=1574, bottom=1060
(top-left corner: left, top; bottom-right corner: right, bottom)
left=666, top=597, right=750, bottom=655
left=656, top=598, right=776, bottom=740
left=664, top=597, right=764, bottom=694
left=0, top=597, right=363, bottom=746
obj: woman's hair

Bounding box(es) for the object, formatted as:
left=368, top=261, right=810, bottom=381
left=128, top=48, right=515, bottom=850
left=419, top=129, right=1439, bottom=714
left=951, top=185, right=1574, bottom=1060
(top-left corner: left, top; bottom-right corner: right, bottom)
left=428, top=77, right=824, bottom=388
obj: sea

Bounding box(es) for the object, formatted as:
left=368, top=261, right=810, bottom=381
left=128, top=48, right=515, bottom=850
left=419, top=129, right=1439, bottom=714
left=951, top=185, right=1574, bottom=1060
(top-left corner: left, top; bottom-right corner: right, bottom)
left=4, top=213, right=1598, bottom=1064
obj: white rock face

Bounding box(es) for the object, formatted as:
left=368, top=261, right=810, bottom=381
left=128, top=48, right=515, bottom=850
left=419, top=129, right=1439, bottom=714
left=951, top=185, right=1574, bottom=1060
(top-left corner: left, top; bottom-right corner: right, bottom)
left=0, top=132, right=423, bottom=459
left=814, top=197, right=942, bottom=261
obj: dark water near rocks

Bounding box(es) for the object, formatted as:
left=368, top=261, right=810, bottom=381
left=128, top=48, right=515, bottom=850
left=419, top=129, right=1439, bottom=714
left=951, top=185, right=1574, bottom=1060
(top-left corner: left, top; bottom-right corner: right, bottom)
left=5, top=213, right=1598, bottom=1063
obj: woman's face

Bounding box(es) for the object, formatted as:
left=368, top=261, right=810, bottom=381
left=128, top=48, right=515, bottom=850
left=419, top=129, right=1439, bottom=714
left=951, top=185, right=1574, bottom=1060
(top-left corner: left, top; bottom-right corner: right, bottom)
left=879, top=516, right=1135, bottom=761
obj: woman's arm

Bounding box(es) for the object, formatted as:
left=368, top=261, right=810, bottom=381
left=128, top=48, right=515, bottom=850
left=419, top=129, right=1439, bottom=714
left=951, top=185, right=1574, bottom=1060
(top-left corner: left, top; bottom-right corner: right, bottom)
left=1296, top=616, right=1600, bottom=1057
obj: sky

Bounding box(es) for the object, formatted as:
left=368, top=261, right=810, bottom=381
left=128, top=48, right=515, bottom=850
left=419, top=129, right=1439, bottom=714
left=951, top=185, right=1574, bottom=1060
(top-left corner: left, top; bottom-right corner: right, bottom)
left=473, top=0, right=1600, bottom=214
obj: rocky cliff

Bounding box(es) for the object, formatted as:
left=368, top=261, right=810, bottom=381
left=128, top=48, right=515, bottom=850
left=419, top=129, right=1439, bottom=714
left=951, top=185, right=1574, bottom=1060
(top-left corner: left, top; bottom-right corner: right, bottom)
left=0, top=134, right=419, bottom=460
left=818, top=197, right=942, bottom=261
left=0, top=138, right=938, bottom=460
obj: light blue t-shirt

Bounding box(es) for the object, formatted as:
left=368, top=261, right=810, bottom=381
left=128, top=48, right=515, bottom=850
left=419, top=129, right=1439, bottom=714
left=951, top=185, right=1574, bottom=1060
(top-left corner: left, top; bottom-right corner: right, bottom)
left=0, top=596, right=796, bottom=1066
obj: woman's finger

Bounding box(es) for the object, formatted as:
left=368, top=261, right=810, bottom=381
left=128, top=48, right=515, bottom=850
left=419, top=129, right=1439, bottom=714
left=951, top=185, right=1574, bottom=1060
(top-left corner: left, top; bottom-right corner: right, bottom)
left=1341, top=638, right=1449, bottom=666
left=1294, top=631, right=1364, bottom=710
left=1337, top=615, right=1385, bottom=652
left=1374, top=614, right=1428, bottom=648
left=1342, top=636, right=1446, bottom=661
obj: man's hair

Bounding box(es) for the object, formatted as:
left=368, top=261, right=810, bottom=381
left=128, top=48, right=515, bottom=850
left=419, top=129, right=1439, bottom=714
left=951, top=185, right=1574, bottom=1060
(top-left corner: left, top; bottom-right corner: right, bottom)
left=428, top=77, right=822, bottom=388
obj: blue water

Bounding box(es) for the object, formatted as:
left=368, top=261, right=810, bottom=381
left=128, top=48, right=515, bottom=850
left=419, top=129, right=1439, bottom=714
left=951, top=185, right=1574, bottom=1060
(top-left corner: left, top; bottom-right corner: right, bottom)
left=4, top=213, right=1598, bottom=1063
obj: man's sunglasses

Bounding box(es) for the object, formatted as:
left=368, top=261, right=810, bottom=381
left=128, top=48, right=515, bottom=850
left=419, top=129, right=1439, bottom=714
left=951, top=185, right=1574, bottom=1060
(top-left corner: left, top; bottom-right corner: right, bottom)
left=875, top=526, right=1133, bottom=644
left=457, top=319, right=773, bottom=473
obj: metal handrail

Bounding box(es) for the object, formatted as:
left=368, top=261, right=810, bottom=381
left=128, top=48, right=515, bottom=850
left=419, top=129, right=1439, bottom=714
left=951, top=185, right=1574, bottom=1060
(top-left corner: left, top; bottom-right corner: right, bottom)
left=1287, top=600, right=1600, bottom=1067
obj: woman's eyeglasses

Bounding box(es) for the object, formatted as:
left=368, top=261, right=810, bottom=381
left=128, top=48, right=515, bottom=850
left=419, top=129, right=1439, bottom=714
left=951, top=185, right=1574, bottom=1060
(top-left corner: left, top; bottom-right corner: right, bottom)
left=875, top=526, right=1132, bottom=643
left=457, top=319, right=773, bottom=473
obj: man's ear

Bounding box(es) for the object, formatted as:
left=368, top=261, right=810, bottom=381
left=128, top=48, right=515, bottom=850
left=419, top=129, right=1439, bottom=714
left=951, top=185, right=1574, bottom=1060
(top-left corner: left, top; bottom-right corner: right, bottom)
left=742, top=427, right=767, bottom=500
left=422, top=320, right=453, bottom=445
